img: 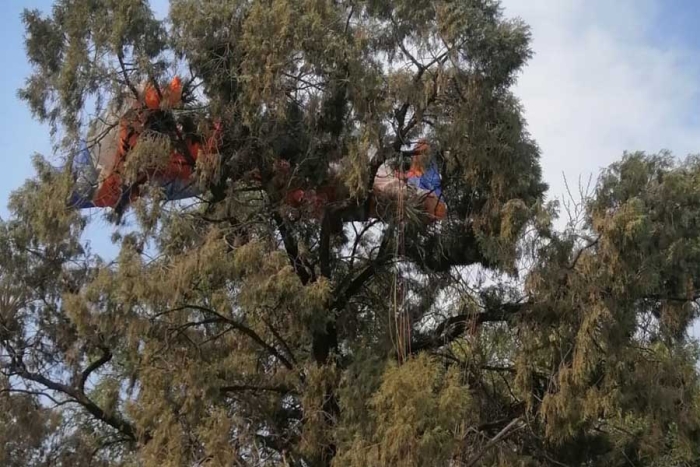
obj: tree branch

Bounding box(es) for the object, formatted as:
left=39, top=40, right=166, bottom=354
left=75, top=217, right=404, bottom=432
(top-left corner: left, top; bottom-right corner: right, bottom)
left=262, top=316, right=298, bottom=366
left=465, top=417, right=523, bottom=467
left=567, top=236, right=600, bottom=270
left=319, top=210, right=332, bottom=279
left=1, top=387, right=64, bottom=407
left=412, top=302, right=528, bottom=353
left=404, top=227, right=494, bottom=273
left=344, top=5, right=355, bottom=34
left=175, top=304, right=295, bottom=370
left=16, top=366, right=144, bottom=442
left=331, top=225, right=394, bottom=312
left=79, top=346, right=112, bottom=393
left=116, top=50, right=140, bottom=101
left=274, top=214, right=313, bottom=285
left=219, top=384, right=293, bottom=395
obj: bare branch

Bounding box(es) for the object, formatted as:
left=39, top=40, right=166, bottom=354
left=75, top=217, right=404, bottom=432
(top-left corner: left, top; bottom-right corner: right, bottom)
left=1, top=387, right=63, bottom=407
left=465, top=417, right=523, bottom=467
left=116, top=51, right=140, bottom=101
left=344, top=5, right=355, bottom=34
left=331, top=224, right=395, bottom=312
left=411, top=301, right=528, bottom=353
left=219, top=384, right=293, bottom=395
left=567, top=236, right=600, bottom=270
left=174, top=304, right=295, bottom=370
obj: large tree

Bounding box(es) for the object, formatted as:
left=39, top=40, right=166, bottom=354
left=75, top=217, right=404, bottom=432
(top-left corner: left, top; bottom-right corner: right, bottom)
left=4, top=0, right=700, bottom=465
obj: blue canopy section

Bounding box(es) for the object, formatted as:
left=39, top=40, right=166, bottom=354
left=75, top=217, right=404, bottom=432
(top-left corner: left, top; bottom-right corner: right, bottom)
left=68, top=141, right=97, bottom=209
left=67, top=191, right=96, bottom=209
left=406, top=159, right=442, bottom=198
left=66, top=138, right=203, bottom=210
left=162, top=178, right=201, bottom=201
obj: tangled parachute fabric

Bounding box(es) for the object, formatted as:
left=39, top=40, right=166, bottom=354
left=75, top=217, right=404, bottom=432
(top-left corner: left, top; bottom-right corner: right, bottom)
left=67, top=76, right=221, bottom=213
left=67, top=80, right=445, bottom=223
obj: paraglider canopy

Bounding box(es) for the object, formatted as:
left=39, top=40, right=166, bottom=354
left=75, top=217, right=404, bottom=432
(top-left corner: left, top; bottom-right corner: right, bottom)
left=68, top=79, right=445, bottom=225
left=279, top=138, right=447, bottom=223
left=68, top=76, right=221, bottom=214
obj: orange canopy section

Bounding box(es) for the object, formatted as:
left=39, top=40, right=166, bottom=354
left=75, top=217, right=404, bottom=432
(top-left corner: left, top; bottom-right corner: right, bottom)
left=70, top=80, right=445, bottom=223
left=78, top=75, right=221, bottom=209
left=144, top=76, right=183, bottom=110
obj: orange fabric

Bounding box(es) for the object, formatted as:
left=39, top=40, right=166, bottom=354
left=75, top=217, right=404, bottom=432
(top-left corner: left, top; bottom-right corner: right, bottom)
left=92, top=113, right=142, bottom=207
left=144, top=76, right=184, bottom=110
left=93, top=173, right=122, bottom=207
left=144, top=85, right=160, bottom=110
left=89, top=76, right=221, bottom=209
left=406, top=157, right=424, bottom=178
left=414, top=139, right=429, bottom=154
left=423, top=195, right=447, bottom=220
left=92, top=120, right=220, bottom=209
left=169, top=76, right=183, bottom=106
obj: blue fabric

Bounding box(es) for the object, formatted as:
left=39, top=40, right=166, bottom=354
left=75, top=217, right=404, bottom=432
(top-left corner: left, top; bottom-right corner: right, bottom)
left=68, top=141, right=98, bottom=209
left=162, top=178, right=201, bottom=201
left=67, top=190, right=96, bottom=209
left=72, top=141, right=92, bottom=172
left=406, top=160, right=442, bottom=198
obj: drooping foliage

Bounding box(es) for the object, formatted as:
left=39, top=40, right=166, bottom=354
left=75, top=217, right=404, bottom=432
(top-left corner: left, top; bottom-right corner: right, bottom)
left=3, top=1, right=700, bottom=466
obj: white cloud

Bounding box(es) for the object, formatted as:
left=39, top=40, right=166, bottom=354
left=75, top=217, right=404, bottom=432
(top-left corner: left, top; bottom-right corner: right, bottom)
left=500, top=1, right=700, bottom=337
left=500, top=0, right=700, bottom=204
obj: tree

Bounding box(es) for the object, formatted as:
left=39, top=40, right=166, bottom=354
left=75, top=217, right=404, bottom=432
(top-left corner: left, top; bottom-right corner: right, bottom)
left=3, top=0, right=700, bottom=465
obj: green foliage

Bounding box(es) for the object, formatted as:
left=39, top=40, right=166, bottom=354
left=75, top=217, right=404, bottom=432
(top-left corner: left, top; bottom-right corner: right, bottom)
left=335, top=355, right=473, bottom=467
left=4, top=1, right=700, bottom=466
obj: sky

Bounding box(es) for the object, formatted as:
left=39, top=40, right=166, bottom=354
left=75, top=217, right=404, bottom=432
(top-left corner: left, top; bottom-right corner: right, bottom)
left=0, top=0, right=169, bottom=256
left=2, top=2, right=700, bottom=254
left=501, top=0, right=700, bottom=210
left=0, top=1, right=54, bottom=216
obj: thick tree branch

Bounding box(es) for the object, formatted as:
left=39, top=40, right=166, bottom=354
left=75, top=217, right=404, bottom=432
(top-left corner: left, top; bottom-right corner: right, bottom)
left=465, top=417, right=523, bottom=467
left=642, top=293, right=700, bottom=303
left=79, top=346, right=112, bottom=393
left=477, top=409, right=526, bottom=434
left=319, top=210, right=332, bottom=279
left=16, top=366, right=144, bottom=442
left=274, top=214, right=313, bottom=285
left=412, top=302, right=528, bottom=353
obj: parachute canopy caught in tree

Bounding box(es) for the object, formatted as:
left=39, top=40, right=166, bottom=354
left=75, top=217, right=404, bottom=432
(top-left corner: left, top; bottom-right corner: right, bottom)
left=67, top=78, right=447, bottom=223
left=4, top=1, right=700, bottom=466
left=67, top=76, right=222, bottom=213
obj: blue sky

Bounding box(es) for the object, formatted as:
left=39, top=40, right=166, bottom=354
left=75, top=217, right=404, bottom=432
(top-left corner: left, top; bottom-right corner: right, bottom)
left=0, top=1, right=53, bottom=217
left=502, top=0, right=700, bottom=207
left=4, top=0, right=700, bottom=253
left=0, top=0, right=168, bottom=257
